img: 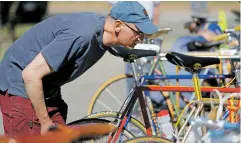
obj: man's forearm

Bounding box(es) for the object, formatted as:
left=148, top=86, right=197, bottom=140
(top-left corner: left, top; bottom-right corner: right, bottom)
left=24, top=78, right=50, bottom=123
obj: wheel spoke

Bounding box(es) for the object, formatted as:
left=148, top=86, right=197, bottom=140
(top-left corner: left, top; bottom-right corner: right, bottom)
left=106, top=88, right=123, bottom=105
left=96, top=100, right=113, bottom=111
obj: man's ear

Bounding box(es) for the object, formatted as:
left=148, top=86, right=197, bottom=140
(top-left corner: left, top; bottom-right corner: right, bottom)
left=114, top=20, right=123, bottom=33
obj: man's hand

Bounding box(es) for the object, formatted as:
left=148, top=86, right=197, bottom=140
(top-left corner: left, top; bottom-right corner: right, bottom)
left=40, top=117, right=55, bottom=134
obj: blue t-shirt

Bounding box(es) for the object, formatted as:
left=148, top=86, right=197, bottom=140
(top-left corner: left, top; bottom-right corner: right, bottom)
left=0, top=13, right=109, bottom=99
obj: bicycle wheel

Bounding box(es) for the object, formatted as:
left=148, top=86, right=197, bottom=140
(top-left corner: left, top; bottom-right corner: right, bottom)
left=84, top=111, right=146, bottom=137
left=67, top=118, right=133, bottom=143
left=123, top=136, right=174, bottom=143
left=88, top=74, right=134, bottom=114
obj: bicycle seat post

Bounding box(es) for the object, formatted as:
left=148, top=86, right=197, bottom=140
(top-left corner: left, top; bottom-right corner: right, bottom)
left=192, top=72, right=202, bottom=100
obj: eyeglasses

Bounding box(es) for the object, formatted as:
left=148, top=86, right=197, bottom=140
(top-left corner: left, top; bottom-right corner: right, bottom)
left=110, top=15, right=144, bottom=36
left=123, top=22, right=144, bottom=36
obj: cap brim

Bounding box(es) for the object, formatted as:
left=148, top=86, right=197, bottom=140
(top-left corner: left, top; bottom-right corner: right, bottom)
left=135, top=21, right=158, bottom=35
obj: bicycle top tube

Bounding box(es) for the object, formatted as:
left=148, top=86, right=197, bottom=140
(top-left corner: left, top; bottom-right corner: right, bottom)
left=141, top=74, right=233, bottom=80
left=140, top=85, right=240, bottom=93
left=158, top=52, right=241, bottom=60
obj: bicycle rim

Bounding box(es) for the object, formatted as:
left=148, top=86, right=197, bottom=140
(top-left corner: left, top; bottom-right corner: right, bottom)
left=84, top=111, right=147, bottom=136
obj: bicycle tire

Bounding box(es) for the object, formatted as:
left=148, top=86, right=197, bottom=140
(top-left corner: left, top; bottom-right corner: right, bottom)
left=123, top=136, right=174, bottom=143
left=67, top=118, right=133, bottom=142
left=84, top=111, right=146, bottom=135
left=88, top=74, right=133, bottom=114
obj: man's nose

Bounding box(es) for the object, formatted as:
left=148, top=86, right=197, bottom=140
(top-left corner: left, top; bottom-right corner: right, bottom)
left=137, top=34, right=144, bottom=42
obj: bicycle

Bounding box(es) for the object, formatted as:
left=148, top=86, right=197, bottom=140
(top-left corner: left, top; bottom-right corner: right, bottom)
left=86, top=29, right=240, bottom=136
left=83, top=26, right=240, bottom=142
left=85, top=45, right=240, bottom=142
left=87, top=26, right=240, bottom=117
left=123, top=51, right=239, bottom=142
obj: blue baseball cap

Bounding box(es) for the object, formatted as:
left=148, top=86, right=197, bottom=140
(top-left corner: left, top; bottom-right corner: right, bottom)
left=194, top=23, right=223, bottom=42
left=110, top=1, right=158, bottom=34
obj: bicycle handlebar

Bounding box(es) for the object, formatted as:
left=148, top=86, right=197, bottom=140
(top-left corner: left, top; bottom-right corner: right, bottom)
left=211, top=34, right=228, bottom=41
left=211, top=25, right=240, bottom=41
left=224, top=25, right=240, bottom=33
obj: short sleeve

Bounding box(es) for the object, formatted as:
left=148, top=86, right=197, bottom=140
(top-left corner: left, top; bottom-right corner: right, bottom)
left=41, top=31, right=84, bottom=72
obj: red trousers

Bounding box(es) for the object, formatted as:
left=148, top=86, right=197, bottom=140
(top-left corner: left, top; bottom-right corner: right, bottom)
left=0, top=90, right=68, bottom=137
